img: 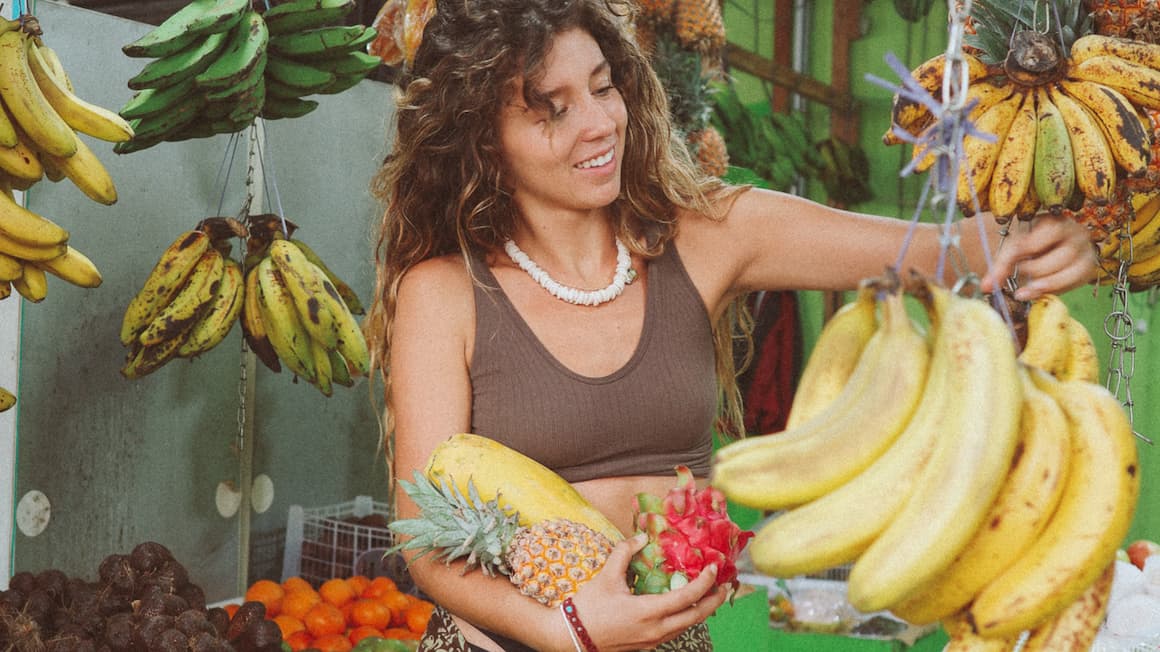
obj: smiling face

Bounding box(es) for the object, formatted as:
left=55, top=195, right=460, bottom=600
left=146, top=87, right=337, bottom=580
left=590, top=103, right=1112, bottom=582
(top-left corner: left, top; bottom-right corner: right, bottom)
left=497, top=28, right=628, bottom=220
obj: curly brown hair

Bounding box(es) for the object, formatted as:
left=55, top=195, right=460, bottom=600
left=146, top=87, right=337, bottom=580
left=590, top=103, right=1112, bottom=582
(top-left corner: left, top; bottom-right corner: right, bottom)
left=365, top=0, right=751, bottom=446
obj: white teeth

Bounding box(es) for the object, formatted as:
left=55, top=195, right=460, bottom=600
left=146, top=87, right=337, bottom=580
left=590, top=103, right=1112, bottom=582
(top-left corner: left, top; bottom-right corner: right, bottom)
left=577, top=150, right=613, bottom=169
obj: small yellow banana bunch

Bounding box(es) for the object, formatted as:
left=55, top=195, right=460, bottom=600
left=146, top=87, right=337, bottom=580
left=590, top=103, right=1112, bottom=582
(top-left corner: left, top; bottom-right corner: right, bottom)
left=240, top=215, right=368, bottom=397
left=0, top=386, right=14, bottom=412
left=119, top=218, right=247, bottom=379
left=713, top=275, right=1139, bottom=650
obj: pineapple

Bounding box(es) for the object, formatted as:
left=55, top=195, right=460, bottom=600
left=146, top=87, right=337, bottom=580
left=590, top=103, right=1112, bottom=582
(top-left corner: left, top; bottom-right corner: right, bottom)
left=673, top=0, right=726, bottom=55
left=688, top=125, right=729, bottom=178
left=389, top=472, right=614, bottom=607
left=635, top=0, right=676, bottom=25
left=1086, top=0, right=1160, bottom=41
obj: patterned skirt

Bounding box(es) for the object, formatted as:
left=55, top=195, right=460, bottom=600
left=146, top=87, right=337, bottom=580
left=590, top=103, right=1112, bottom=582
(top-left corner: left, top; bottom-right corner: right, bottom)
left=418, top=605, right=713, bottom=652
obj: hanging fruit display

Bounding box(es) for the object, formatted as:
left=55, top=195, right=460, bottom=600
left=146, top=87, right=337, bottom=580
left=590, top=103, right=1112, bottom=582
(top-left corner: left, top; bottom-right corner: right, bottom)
left=116, top=0, right=381, bottom=154
left=712, top=273, right=1136, bottom=648
left=368, top=0, right=437, bottom=67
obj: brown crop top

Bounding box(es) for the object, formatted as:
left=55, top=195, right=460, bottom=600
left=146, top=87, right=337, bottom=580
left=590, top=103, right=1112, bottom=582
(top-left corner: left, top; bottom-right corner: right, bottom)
left=467, top=243, right=717, bottom=483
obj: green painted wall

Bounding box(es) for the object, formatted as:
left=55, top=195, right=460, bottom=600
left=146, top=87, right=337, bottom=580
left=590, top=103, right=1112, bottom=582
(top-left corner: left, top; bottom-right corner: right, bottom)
left=722, top=0, right=1157, bottom=543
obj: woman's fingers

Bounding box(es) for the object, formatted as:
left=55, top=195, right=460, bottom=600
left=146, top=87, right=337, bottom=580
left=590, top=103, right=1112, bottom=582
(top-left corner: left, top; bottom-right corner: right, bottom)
left=981, top=214, right=1096, bottom=298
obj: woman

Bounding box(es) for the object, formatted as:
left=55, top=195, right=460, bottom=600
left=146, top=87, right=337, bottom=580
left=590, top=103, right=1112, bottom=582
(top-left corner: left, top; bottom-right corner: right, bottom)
left=365, top=1, right=1096, bottom=650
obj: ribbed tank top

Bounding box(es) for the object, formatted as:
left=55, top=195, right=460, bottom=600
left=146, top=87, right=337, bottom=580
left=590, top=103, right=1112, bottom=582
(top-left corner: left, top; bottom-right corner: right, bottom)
left=468, top=243, right=717, bottom=483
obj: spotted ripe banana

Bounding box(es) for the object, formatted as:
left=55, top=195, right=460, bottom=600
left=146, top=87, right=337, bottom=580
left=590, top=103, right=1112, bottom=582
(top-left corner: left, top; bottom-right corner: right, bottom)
left=0, top=31, right=75, bottom=158
left=37, top=130, right=118, bottom=206
left=1069, top=54, right=1160, bottom=110
left=967, top=370, right=1140, bottom=638
left=35, top=245, right=101, bottom=288
left=846, top=292, right=1023, bottom=614
left=1059, top=317, right=1099, bottom=383
left=941, top=613, right=1019, bottom=652
left=885, top=52, right=991, bottom=145
left=137, top=248, right=224, bottom=347
left=177, top=257, right=244, bottom=358
left=310, top=338, right=334, bottom=397
left=330, top=291, right=370, bottom=376
left=1020, top=560, right=1115, bottom=652
left=288, top=238, right=364, bottom=315
left=120, top=230, right=211, bottom=346
left=1059, top=79, right=1150, bottom=178
left=268, top=238, right=338, bottom=350
left=12, top=263, right=46, bottom=302
left=744, top=282, right=951, bottom=578
left=1099, top=190, right=1160, bottom=260
left=240, top=263, right=281, bottom=373
left=1017, top=293, right=1072, bottom=378
left=957, top=91, right=1025, bottom=214
left=988, top=90, right=1038, bottom=219
left=888, top=366, right=1070, bottom=625
left=713, top=290, right=930, bottom=511
left=783, top=285, right=877, bottom=429
left=1050, top=85, right=1116, bottom=205
left=910, top=81, right=1014, bottom=175
left=256, top=255, right=317, bottom=382
left=26, top=40, right=133, bottom=143
left=1070, top=33, right=1160, bottom=69
left=1033, top=87, right=1076, bottom=214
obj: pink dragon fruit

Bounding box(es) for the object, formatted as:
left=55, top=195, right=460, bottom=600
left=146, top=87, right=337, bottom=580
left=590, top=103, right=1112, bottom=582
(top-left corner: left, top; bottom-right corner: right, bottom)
left=630, top=465, right=754, bottom=596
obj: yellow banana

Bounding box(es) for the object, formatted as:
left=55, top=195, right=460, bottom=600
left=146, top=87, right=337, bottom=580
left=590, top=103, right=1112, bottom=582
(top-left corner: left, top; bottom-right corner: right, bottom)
left=26, top=40, right=133, bottom=143
left=1050, top=85, right=1116, bottom=205
left=885, top=52, right=992, bottom=145
left=137, top=248, right=223, bottom=347
left=1020, top=560, right=1115, bottom=652
left=1017, top=293, right=1072, bottom=377
left=967, top=370, right=1140, bottom=638
left=1059, top=79, right=1150, bottom=178
left=177, top=257, right=244, bottom=358
left=120, top=230, right=211, bottom=346
left=1070, top=54, right=1160, bottom=110
left=784, top=285, right=877, bottom=429
left=909, top=81, right=1014, bottom=174
left=0, top=133, right=43, bottom=185
left=888, top=367, right=1070, bottom=625
left=1099, top=190, right=1160, bottom=260
left=256, top=254, right=317, bottom=382
left=0, top=182, right=68, bottom=247
left=37, top=131, right=117, bottom=205
left=1033, top=87, right=1076, bottom=214
left=0, top=251, right=20, bottom=281
left=329, top=349, right=354, bottom=388
left=1070, top=33, right=1160, bottom=69
left=1058, top=317, right=1100, bottom=384
left=0, top=229, right=65, bottom=262
left=989, top=90, right=1038, bottom=219
left=310, top=338, right=334, bottom=397
left=713, top=290, right=930, bottom=510
left=740, top=284, right=952, bottom=578
left=941, top=613, right=1019, bottom=652
left=11, top=262, right=46, bottom=302
left=0, top=386, right=14, bottom=412
left=120, top=335, right=185, bottom=379
left=240, top=262, right=282, bottom=373
left=330, top=292, right=370, bottom=376
left=0, top=280, right=9, bottom=299
left=35, top=245, right=101, bottom=288
left=1014, top=175, right=1042, bottom=220
left=268, top=237, right=338, bottom=350
left=957, top=91, right=1025, bottom=214
left=288, top=238, right=364, bottom=314
left=0, top=31, right=74, bottom=158
left=846, top=292, right=1023, bottom=614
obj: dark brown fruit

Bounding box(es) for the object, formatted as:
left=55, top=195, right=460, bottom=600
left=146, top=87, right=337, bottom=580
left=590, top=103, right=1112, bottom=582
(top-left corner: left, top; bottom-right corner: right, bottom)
left=97, top=556, right=137, bottom=596
left=225, top=601, right=266, bottom=642
left=128, top=542, right=174, bottom=574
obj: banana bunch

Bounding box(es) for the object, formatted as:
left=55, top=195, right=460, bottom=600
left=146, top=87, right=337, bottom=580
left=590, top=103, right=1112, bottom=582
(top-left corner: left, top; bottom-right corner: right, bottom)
left=1095, top=188, right=1160, bottom=289
left=713, top=276, right=1139, bottom=646
left=0, top=187, right=103, bottom=302
left=0, top=386, right=14, bottom=412
left=119, top=218, right=248, bottom=379
left=0, top=16, right=132, bottom=204
left=885, top=37, right=1160, bottom=221
left=240, top=216, right=368, bottom=397
left=116, top=0, right=379, bottom=154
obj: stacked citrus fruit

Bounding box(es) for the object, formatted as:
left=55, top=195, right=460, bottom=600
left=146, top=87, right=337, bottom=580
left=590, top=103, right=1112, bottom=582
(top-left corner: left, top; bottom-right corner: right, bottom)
left=236, top=574, right=433, bottom=652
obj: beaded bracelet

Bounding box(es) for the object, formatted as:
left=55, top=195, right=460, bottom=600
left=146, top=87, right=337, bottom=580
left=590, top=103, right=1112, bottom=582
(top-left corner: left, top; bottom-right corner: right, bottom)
left=561, top=597, right=599, bottom=652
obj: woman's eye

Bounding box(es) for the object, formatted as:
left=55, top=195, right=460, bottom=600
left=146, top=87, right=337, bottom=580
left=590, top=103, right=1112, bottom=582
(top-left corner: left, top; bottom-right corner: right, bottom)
left=595, top=85, right=615, bottom=96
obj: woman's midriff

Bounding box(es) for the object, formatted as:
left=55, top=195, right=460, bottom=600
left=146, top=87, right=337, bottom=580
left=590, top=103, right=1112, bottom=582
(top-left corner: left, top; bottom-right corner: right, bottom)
left=573, top=474, right=712, bottom=536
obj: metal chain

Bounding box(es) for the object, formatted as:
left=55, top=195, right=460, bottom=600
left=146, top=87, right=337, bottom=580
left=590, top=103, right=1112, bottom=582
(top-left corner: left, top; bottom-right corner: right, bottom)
left=235, top=124, right=260, bottom=456
left=1105, top=220, right=1152, bottom=444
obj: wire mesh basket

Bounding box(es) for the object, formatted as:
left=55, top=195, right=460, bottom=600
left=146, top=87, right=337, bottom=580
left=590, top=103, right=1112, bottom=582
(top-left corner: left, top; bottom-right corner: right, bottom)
left=281, top=495, right=405, bottom=588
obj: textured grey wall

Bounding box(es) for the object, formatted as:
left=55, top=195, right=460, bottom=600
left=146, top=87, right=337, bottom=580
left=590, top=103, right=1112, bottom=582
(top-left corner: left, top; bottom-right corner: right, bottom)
left=13, top=1, right=394, bottom=601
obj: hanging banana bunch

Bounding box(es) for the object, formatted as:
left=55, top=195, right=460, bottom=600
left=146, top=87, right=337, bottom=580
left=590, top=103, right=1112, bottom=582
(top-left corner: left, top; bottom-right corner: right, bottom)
left=715, top=274, right=1135, bottom=650
left=240, top=215, right=368, bottom=397
left=116, top=0, right=382, bottom=154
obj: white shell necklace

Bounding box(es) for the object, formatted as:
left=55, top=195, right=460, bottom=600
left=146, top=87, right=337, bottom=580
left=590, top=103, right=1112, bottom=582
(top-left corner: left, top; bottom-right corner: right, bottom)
left=503, top=237, right=637, bottom=306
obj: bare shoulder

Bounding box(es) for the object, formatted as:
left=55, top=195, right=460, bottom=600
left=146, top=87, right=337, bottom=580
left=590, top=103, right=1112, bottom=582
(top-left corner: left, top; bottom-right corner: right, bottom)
left=396, top=253, right=476, bottom=332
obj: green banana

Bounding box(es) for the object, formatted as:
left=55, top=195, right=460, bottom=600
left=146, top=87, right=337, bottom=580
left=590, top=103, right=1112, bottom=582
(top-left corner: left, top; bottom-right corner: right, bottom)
left=137, top=248, right=224, bottom=348
left=315, top=71, right=367, bottom=95
left=116, top=95, right=207, bottom=153
left=123, top=0, right=250, bottom=58
left=1033, top=87, right=1076, bottom=214
left=310, top=338, right=334, bottom=397
left=260, top=95, right=319, bottom=120
left=256, top=255, right=317, bottom=382
left=119, top=75, right=200, bottom=120
left=269, top=24, right=376, bottom=59
left=306, top=50, right=382, bottom=77
left=178, top=257, right=244, bottom=358
left=264, top=55, right=336, bottom=94
left=126, top=30, right=230, bottom=91
left=289, top=238, right=364, bottom=314
left=194, top=10, right=269, bottom=91
left=262, top=0, right=357, bottom=36
left=328, top=349, right=354, bottom=387
left=120, top=230, right=211, bottom=346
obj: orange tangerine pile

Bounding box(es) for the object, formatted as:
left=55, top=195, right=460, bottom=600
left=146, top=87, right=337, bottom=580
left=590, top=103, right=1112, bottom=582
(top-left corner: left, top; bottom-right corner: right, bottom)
left=235, top=574, right=434, bottom=652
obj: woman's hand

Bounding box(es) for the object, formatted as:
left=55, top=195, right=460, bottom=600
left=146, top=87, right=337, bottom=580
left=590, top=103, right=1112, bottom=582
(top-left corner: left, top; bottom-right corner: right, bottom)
left=980, top=212, right=1097, bottom=301
left=567, top=533, right=728, bottom=652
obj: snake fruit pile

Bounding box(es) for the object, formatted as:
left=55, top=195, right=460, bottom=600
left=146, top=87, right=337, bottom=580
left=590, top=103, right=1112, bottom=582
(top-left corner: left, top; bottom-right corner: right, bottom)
left=117, top=0, right=381, bottom=153
left=713, top=276, right=1138, bottom=650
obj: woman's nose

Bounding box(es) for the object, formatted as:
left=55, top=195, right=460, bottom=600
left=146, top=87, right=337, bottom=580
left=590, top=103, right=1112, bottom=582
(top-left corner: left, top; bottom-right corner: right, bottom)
left=577, top=96, right=616, bottom=139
